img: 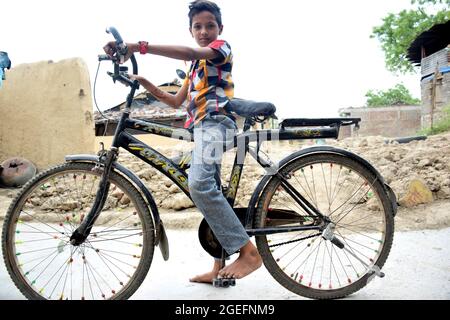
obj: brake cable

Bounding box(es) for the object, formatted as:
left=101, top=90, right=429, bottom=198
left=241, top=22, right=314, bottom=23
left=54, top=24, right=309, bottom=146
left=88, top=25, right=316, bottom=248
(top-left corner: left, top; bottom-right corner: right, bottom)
left=93, top=61, right=113, bottom=121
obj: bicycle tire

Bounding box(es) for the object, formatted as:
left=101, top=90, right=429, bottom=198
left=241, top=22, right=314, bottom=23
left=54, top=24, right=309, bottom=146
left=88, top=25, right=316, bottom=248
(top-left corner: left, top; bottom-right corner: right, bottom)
left=2, top=162, right=155, bottom=300
left=254, top=153, right=394, bottom=299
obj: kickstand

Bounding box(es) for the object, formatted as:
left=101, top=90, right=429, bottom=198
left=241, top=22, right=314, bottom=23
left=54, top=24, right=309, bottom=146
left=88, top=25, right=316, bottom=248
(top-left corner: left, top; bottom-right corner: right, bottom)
left=212, top=248, right=236, bottom=288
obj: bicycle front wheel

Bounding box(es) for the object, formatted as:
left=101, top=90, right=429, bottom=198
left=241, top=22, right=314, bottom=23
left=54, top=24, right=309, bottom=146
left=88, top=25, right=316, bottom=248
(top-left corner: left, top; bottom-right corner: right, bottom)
left=255, top=153, right=394, bottom=299
left=2, top=162, right=155, bottom=300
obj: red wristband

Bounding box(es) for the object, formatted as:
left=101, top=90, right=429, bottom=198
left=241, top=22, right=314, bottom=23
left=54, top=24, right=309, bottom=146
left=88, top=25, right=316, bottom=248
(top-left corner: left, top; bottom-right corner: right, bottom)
left=138, top=41, right=148, bottom=55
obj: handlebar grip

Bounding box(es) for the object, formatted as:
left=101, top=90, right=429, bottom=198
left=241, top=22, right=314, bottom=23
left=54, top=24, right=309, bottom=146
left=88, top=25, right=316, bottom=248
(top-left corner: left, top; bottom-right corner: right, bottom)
left=106, top=27, right=123, bottom=45
left=98, top=54, right=112, bottom=61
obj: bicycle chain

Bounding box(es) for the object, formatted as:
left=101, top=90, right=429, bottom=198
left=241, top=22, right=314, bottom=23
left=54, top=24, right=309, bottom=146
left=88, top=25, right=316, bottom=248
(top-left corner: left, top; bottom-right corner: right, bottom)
left=269, top=232, right=322, bottom=248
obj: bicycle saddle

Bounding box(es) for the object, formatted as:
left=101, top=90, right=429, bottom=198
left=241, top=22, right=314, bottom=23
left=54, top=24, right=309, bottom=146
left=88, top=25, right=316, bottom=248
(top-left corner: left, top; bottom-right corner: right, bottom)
left=226, top=98, right=277, bottom=119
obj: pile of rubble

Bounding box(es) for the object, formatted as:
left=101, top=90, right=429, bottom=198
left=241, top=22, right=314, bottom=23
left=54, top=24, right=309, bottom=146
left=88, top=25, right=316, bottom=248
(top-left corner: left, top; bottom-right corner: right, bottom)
left=115, top=131, right=450, bottom=211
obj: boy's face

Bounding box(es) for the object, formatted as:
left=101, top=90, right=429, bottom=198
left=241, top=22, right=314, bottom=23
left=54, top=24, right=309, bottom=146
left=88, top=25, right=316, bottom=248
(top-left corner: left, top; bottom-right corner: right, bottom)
left=190, top=11, right=223, bottom=47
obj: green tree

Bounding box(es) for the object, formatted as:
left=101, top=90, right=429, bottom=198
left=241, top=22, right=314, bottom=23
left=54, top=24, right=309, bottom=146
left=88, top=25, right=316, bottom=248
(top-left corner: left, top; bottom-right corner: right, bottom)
left=365, top=84, right=421, bottom=106
left=371, top=0, right=450, bottom=74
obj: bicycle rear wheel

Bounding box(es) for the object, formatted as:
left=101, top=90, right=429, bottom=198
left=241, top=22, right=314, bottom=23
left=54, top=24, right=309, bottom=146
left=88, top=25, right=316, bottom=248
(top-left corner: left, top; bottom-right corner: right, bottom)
left=255, top=153, right=394, bottom=299
left=2, top=162, right=155, bottom=300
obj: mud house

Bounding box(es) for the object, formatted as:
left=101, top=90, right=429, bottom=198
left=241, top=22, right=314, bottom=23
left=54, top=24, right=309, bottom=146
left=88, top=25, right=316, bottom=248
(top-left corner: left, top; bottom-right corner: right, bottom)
left=0, top=58, right=95, bottom=170
left=407, top=20, right=450, bottom=130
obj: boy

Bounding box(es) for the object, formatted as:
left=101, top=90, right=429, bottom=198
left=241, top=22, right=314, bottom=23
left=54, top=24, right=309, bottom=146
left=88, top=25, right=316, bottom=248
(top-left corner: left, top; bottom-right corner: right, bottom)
left=104, top=0, right=262, bottom=283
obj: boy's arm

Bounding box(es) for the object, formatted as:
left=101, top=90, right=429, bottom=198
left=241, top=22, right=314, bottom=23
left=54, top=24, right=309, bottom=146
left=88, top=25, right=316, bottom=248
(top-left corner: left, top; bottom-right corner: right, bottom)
left=130, top=75, right=189, bottom=109
left=127, top=43, right=221, bottom=61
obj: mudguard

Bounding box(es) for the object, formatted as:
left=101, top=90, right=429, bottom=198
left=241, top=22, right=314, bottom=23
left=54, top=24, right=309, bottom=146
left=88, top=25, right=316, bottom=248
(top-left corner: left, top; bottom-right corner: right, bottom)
left=65, top=154, right=169, bottom=261
left=246, top=146, right=398, bottom=228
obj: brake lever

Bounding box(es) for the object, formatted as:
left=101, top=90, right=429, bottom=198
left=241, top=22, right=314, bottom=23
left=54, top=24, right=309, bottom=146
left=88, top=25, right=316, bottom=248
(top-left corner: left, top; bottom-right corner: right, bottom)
left=107, top=71, right=139, bottom=89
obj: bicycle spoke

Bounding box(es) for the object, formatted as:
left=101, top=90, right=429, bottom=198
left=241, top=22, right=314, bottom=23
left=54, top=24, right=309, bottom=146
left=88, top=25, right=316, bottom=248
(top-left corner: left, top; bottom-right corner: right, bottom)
left=90, top=249, right=138, bottom=269
left=270, top=230, right=315, bottom=260
left=310, top=166, right=318, bottom=209
left=272, top=188, right=310, bottom=217
left=88, top=231, right=143, bottom=244
left=85, top=242, right=135, bottom=280
left=292, top=173, right=317, bottom=208
left=320, top=164, right=332, bottom=211
left=39, top=248, right=77, bottom=299
left=19, top=211, right=70, bottom=237
left=83, top=253, right=109, bottom=299
left=336, top=210, right=382, bottom=227
left=329, top=165, right=344, bottom=206
left=59, top=248, right=74, bottom=300
left=16, top=236, right=64, bottom=244
left=335, top=230, right=374, bottom=265
left=50, top=178, right=76, bottom=232
left=88, top=212, right=139, bottom=235
left=337, top=225, right=382, bottom=243
left=319, top=239, right=327, bottom=288
left=333, top=187, right=373, bottom=224
left=328, top=178, right=368, bottom=218
left=330, top=244, right=342, bottom=287
left=300, top=169, right=318, bottom=209
left=338, top=223, right=382, bottom=233
left=84, top=241, right=124, bottom=293
left=309, top=238, right=323, bottom=287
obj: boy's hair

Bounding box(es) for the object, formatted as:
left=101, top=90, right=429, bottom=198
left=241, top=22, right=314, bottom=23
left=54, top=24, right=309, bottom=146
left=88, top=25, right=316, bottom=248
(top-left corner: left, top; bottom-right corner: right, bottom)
left=188, top=0, right=222, bottom=27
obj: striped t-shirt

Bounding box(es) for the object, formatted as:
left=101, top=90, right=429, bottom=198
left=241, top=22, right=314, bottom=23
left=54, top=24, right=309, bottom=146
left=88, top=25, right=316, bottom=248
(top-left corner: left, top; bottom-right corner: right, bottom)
left=184, top=39, right=234, bottom=128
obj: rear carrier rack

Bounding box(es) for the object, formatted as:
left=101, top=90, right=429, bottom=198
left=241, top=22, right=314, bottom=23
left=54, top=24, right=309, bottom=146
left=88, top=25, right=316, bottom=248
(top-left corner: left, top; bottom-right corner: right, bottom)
left=279, top=118, right=361, bottom=129
left=278, top=118, right=361, bottom=140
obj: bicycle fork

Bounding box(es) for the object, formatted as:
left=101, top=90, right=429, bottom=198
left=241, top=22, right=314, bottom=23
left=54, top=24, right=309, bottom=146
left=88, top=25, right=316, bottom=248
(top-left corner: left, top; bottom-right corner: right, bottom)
left=69, top=147, right=118, bottom=246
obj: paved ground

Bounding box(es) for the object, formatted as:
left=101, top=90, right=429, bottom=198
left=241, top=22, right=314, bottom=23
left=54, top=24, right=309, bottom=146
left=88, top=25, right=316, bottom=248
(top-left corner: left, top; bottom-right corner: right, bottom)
left=1, top=224, right=449, bottom=300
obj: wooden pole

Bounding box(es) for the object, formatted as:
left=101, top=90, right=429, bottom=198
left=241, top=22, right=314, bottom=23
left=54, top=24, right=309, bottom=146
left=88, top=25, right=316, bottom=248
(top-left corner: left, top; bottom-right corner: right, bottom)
left=430, top=65, right=438, bottom=130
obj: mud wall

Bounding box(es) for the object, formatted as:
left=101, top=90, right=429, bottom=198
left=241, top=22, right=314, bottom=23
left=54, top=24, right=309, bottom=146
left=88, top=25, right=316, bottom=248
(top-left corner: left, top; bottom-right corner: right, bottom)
left=0, top=58, right=95, bottom=169
left=339, top=105, right=421, bottom=138
left=421, top=71, right=450, bottom=129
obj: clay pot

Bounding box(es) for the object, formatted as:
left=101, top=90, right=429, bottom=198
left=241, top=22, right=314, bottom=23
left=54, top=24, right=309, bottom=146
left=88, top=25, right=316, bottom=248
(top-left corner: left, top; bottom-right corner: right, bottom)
left=0, top=157, right=37, bottom=187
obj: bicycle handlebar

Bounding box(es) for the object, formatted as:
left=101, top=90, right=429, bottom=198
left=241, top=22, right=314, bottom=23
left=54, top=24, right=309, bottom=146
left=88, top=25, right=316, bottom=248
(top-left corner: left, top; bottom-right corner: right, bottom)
left=101, top=26, right=139, bottom=88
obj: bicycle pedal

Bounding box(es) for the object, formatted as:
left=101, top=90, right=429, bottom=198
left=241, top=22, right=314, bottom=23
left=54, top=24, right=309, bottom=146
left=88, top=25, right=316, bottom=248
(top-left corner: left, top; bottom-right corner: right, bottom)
left=212, top=277, right=236, bottom=288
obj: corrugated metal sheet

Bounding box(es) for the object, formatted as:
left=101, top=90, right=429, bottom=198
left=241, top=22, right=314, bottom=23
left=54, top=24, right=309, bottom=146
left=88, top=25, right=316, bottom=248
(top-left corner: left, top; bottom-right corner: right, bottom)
left=407, top=20, right=450, bottom=65
left=421, top=47, right=450, bottom=77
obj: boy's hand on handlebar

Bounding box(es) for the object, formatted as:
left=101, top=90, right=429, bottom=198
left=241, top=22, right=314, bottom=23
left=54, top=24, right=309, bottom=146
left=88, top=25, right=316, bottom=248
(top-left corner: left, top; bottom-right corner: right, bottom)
left=103, top=41, right=138, bottom=64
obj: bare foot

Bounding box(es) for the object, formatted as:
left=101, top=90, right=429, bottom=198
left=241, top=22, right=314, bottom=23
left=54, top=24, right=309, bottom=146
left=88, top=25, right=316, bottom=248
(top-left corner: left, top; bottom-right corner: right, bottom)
left=189, top=259, right=222, bottom=284
left=189, top=270, right=219, bottom=284
left=218, top=241, right=262, bottom=279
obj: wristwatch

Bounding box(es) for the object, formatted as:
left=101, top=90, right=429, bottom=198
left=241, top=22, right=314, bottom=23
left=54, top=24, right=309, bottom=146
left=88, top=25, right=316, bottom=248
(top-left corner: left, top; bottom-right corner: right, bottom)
left=138, top=41, right=149, bottom=55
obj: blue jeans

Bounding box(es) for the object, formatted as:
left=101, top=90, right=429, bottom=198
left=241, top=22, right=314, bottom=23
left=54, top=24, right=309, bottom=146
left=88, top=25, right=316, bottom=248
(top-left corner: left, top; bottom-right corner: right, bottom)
left=188, top=114, right=249, bottom=255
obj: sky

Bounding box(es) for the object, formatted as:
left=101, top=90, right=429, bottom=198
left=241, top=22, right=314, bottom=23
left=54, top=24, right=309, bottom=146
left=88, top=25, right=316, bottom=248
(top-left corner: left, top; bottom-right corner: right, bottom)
left=1, top=0, right=423, bottom=120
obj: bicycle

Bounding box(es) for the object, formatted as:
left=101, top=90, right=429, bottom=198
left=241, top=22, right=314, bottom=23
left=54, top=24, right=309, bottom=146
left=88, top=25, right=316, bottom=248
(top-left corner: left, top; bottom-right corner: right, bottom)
left=2, top=27, right=397, bottom=300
